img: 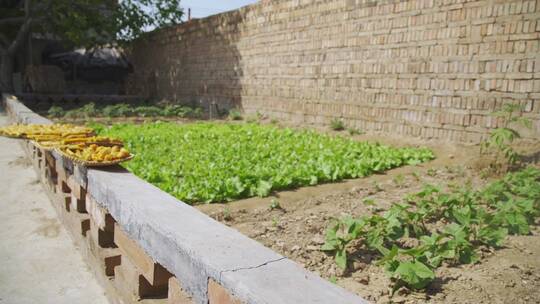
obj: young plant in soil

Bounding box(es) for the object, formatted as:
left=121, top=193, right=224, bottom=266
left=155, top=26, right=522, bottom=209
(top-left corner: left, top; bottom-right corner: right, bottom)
left=269, top=199, right=283, bottom=211
left=322, top=167, right=540, bottom=293
left=228, top=109, right=243, bottom=121
left=348, top=128, right=363, bottom=136
left=480, top=103, right=532, bottom=170
left=330, top=118, right=345, bottom=131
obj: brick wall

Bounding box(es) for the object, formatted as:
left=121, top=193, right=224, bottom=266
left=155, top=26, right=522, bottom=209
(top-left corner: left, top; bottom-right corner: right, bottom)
left=128, top=0, right=540, bottom=143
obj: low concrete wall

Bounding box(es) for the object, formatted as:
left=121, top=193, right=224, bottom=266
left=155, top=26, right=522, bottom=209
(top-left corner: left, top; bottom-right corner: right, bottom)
left=2, top=94, right=366, bottom=304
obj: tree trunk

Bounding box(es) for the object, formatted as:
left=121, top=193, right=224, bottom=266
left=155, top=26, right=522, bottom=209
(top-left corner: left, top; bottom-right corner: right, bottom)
left=1, top=14, right=34, bottom=94
left=0, top=53, right=15, bottom=93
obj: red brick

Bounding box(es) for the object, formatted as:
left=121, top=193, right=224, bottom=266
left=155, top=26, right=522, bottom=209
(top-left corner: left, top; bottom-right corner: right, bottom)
left=114, top=254, right=168, bottom=300
left=56, top=178, right=71, bottom=194
left=86, top=220, right=121, bottom=277
left=88, top=211, right=116, bottom=248
left=114, top=224, right=172, bottom=286
left=67, top=176, right=86, bottom=202
left=85, top=194, right=114, bottom=232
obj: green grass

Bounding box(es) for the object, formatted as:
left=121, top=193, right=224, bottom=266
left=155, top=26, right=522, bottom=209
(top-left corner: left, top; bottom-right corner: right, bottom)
left=93, top=122, right=434, bottom=204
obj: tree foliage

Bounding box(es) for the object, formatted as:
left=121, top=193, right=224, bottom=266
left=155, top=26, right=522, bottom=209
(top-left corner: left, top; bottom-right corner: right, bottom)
left=1, top=0, right=183, bottom=46
left=0, top=0, right=183, bottom=91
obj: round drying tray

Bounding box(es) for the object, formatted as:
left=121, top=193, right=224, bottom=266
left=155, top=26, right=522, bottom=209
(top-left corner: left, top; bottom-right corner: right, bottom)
left=58, top=150, right=134, bottom=167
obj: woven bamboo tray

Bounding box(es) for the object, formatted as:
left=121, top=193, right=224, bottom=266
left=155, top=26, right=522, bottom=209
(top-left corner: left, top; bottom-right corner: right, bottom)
left=33, top=138, right=123, bottom=150
left=32, top=141, right=59, bottom=151
left=58, top=149, right=134, bottom=167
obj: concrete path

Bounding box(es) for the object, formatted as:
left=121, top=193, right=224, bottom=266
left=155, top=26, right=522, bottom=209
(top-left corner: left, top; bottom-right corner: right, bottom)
left=0, top=112, right=109, bottom=304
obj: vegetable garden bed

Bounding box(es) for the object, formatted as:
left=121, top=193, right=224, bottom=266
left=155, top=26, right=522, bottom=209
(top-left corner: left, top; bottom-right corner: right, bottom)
left=93, top=121, right=434, bottom=203
left=43, top=102, right=540, bottom=303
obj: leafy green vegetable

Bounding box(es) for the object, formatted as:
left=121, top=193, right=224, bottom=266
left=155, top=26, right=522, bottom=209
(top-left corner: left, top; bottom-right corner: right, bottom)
left=393, top=261, right=434, bottom=290
left=321, top=217, right=365, bottom=270
left=376, top=245, right=435, bottom=291
left=97, top=122, right=434, bottom=203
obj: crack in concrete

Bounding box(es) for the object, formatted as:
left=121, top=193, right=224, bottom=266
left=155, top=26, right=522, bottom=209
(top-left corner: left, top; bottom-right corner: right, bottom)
left=218, top=257, right=287, bottom=281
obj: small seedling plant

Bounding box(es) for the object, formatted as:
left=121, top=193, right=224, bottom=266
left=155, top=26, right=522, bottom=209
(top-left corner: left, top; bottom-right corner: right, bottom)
left=269, top=199, right=282, bottom=210
left=330, top=118, right=345, bottom=131
left=322, top=167, right=540, bottom=293
left=228, top=109, right=243, bottom=121
left=481, top=103, right=532, bottom=167
left=348, top=128, right=363, bottom=136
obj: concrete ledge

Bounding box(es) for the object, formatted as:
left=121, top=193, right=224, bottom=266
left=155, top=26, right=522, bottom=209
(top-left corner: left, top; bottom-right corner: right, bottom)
left=3, top=95, right=51, bottom=125
left=2, top=93, right=367, bottom=304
